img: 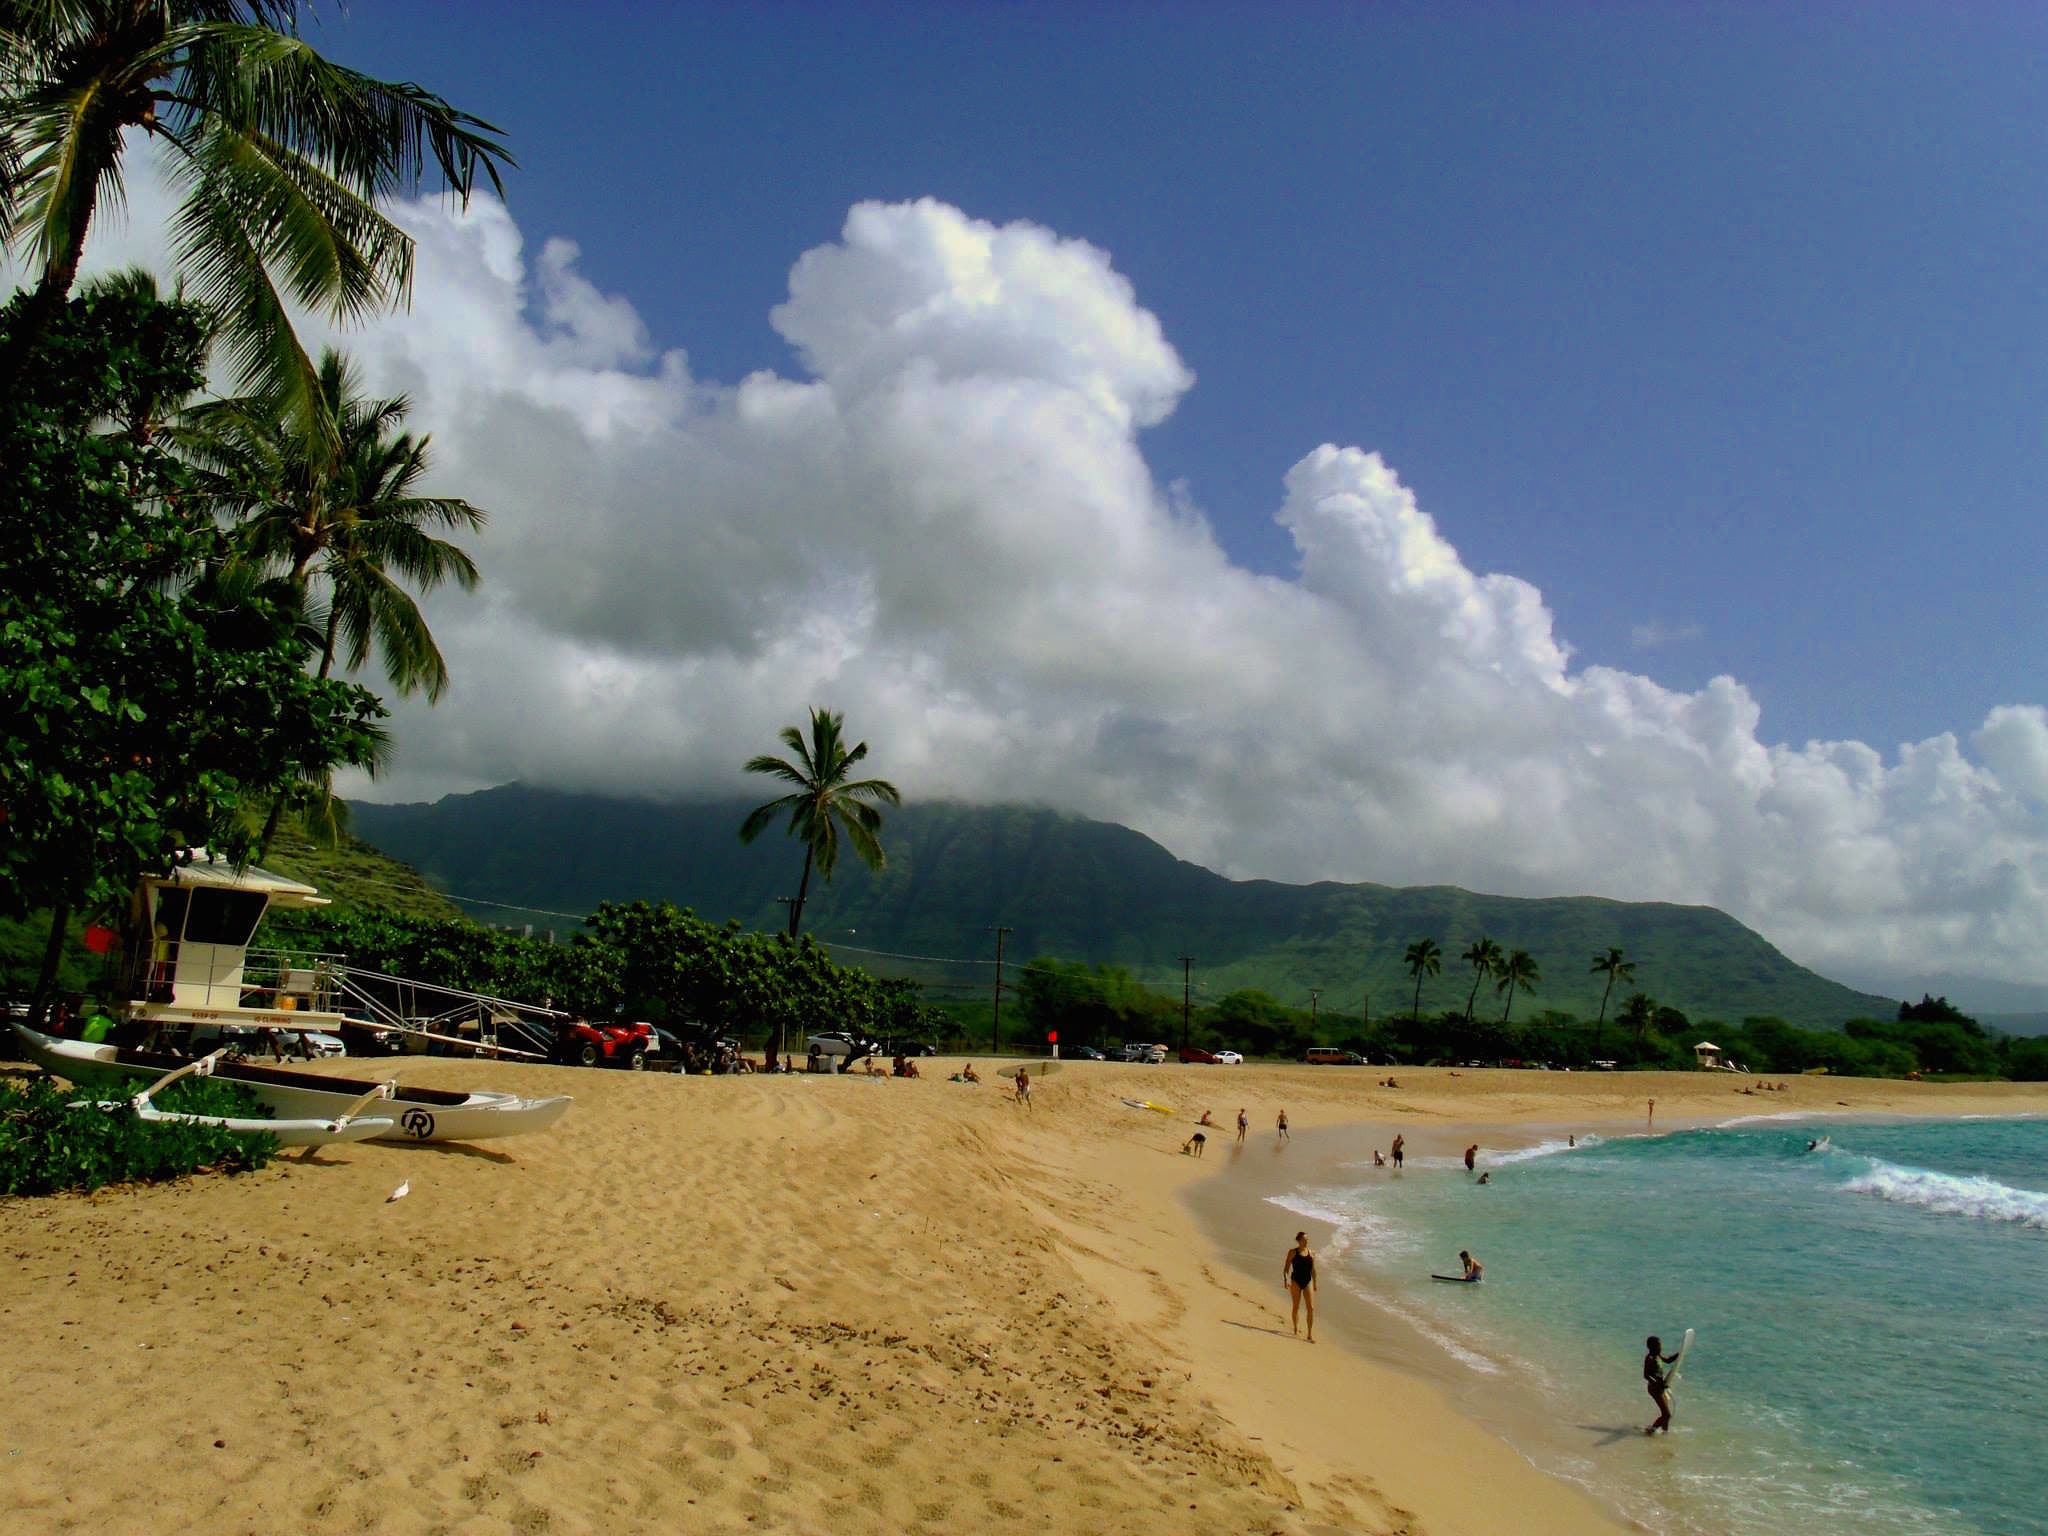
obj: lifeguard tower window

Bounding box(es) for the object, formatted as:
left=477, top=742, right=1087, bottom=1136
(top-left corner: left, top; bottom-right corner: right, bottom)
left=182, top=889, right=268, bottom=947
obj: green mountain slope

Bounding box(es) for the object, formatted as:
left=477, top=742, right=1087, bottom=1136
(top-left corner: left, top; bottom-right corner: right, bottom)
left=348, top=785, right=1896, bottom=1030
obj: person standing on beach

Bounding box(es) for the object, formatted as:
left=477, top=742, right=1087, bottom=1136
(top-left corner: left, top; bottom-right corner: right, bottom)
left=1464, top=1143, right=1479, bottom=1172
left=1647, top=1097, right=1656, bottom=1128
left=1236, top=1107, right=1248, bottom=1143
left=1014, top=1066, right=1032, bottom=1109
left=1644, top=1335, right=1680, bottom=1434
left=1276, top=1108, right=1290, bottom=1140
left=1283, top=1231, right=1317, bottom=1341
left=1391, top=1134, right=1405, bottom=1169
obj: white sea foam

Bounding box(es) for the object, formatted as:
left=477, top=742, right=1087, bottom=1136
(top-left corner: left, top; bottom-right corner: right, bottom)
left=1840, top=1158, right=2048, bottom=1230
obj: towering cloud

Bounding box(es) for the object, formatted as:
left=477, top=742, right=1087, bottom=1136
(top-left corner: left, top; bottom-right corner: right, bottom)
left=45, top=153, right=2048, bottom=988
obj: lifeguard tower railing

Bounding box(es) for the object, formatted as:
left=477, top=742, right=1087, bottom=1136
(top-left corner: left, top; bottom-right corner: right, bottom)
left=125, top=939, right=567, bottom=1060
left=331, top=966, right=568, bottom=1060
left=126, top=941, right=349, bottom=1014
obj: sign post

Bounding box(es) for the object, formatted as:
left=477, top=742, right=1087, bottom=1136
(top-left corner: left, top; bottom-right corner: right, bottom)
left=1049, top=1029, right=1059, bottom=1061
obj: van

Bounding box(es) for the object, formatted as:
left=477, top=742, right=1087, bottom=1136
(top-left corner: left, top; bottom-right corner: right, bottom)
left=1304, top=1047, right=1364, bottom=1066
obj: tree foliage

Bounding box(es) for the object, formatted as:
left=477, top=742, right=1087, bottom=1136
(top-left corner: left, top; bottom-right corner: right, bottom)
left=739, top=707, right=900, bottom=937
left=0, top=283, right=385, bottom=932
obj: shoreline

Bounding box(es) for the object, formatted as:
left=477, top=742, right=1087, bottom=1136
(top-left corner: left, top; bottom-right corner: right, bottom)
left=1154, top=1079, right=2048, bottom=1536
left=3, top=1053, right=2042, bottom=1533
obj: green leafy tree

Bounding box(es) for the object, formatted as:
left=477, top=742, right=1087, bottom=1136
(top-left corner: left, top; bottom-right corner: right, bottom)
left=1461, top=936, right=1502, bottom=1022
left=0, top=283, right=384, bottom=1023
left=1496, top=948, right=1540, bottom=1022
left=0, top=0, right=511, bottom=442
left=739, top=708, right=901, bottom=939
left=1403, top=936, right=1441, bottom=1022
left=1620, top=991, right=1657, bottom=1044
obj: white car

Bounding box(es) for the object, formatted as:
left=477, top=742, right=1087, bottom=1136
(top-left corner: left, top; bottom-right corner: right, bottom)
left=1212, top=1050, right=1243, bottom=1065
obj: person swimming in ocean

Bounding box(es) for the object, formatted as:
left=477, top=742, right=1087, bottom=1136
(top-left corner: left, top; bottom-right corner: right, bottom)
left=1460, top=1249, right=1483, bottom=1281
left=1644, top=1335, right=1680, bottom=1434
left=1476, top=1171, right=1491, bottom=1185
left=1283, top=1231, right=1317, bottom=1341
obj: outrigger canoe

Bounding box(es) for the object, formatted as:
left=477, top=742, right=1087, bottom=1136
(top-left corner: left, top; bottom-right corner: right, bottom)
left=12, top=1022, right=571, bottom=1144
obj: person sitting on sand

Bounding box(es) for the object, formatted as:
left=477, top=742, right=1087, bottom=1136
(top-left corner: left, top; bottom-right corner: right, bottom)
left=1199, top=1109, right=1214, bottom=1126
left=1385, top=1076, right=1400, bottom=1089
left=1182, top=1130, right=1207, bottom=1157
left=1460, top=1249, right=1483, bottom=1281
left=1283, top=1231, right=1317, bottom=1341
left=1644, top=1335, right=1680, bottom=1434
left=962, top=1063, right=980, bottom=1083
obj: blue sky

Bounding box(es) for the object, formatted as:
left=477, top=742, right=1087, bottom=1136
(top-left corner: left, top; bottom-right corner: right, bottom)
left=55, top=1, right=2036, bottom=987
left=318, top=0, right=2048, bottom=755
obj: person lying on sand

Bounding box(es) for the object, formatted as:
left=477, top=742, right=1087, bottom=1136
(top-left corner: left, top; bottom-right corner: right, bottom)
left=1283, top=1231, right=1317, bottom=1341
left=1182, top=1130, right=1207, bottom=1157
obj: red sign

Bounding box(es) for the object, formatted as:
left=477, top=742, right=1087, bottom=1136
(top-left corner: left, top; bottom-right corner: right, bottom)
left=1048, top=1030, right=1058, bottom=1044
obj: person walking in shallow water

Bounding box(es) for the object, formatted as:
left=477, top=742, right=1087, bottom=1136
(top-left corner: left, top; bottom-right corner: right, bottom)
left=1276, top=1108, right=1290, bottom=1140
left=1236, top=1107, right=1248, bottom=1144
left=1283, top=1231, right=1317, bottom=1341
left=1464, top=1142, right=1479, bottom=1172
left=1391, top=1133, right=1405, bottom=1169
left=1644, top=1335, right=1680, bottom=1433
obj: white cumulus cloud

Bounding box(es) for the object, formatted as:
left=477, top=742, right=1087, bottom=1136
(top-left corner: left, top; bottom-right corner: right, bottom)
left=35, top=143, right=2048, bottom=989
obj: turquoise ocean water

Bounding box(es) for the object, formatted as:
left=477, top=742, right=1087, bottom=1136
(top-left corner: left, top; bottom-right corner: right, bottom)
left=1270, top=1116, right=2048, bottom=1536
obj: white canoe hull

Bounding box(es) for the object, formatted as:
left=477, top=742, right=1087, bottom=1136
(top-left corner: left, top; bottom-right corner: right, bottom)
left=13, top=1023, right=570, bottom=1143
left=72, top=1099, right=397, bottom=1148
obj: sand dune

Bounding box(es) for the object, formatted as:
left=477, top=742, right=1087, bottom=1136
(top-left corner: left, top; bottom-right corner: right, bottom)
left=3, top=1055, right=2040, bottom=1534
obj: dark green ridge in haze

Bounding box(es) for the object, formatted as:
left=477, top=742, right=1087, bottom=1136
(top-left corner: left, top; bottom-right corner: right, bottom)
left=347, top=785, right=1897, bottom=1031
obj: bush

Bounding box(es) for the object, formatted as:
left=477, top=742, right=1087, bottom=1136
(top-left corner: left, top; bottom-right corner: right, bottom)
left=0, top=1076, right=279, bottom=1196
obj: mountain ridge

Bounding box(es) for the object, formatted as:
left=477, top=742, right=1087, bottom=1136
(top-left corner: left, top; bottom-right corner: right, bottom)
left=346, top=784, right=1898, bottom=1030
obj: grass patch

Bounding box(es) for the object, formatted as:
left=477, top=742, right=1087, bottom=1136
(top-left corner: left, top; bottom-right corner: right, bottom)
left=0, top=1076, right=279, bottom=1196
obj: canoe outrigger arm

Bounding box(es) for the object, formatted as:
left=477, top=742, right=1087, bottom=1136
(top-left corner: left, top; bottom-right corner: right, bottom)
left=332, top=1078, right=398, bottom=1130
left=130, top=1049, right=227, bottom=1107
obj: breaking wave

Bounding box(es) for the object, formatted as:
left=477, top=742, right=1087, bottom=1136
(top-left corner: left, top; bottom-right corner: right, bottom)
left=1840, top=1159, right=2048, bottom=1230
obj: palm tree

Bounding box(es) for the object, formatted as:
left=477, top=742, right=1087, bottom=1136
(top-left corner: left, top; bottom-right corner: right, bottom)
left=739, top=708, right=901, bottom=939
left=1403, top=937, right=1441, bottom=1022
left=1461, top=936, right=1502, bottom=1022
left=192, top=348, right=485, bottom=690
left=1496, top=948, right=1540, bottom=1023
left=1, top=1, right=511, bottom=441
left=185, top=347, right=484, bottom=850
left=1589, top=947, right=1635, bottom=1050
left=1620, top=991, right=1657, bottom=1045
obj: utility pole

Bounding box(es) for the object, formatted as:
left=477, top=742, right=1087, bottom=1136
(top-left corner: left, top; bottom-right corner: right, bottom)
left=989, top=926, right=1012, bottom=1056
left=1178, top=954, right=1194, bottom=1052
left=771, top=897, right=800, bottom=1061
left=1310, top=988, right=1321, bottom=1033
left=1361, top=992, right=1370, bottom=1028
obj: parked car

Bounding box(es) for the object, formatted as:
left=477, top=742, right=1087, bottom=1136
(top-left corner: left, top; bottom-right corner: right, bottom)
left=1212, top=1050, right=1243, bottom=1065
left=1591, top=1059, right=1619, bottom=1071
left=877, top=1037, right=937, bottom=1058
left=1179, top=1046, right=1218, bottom=1064
left=1304, top=1047, right=1365, bottom=1065
left=555, top=1018, right=653, bottom=1069
left=1060, top=1044, right=1106, bottom=1061
left=806, top=1030, right=883, bottom=1070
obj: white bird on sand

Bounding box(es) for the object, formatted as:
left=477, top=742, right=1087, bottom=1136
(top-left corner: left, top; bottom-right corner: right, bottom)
left=386, top=1181, right=410, bottom=1203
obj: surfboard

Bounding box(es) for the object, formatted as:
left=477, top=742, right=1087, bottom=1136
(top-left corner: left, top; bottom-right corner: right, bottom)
left=1430, top=1273, right=1480, bottom=1283
left=1666, top=1327, right=1696, bottom=1387
left=1119, top=1097, right=1175, bottom=1114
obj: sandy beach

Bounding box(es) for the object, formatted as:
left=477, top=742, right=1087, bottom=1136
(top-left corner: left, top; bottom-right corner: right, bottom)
left=3, top=1054, right=2041, bottom=1535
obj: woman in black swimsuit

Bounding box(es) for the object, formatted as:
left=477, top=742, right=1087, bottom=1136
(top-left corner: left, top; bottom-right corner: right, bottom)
left=1283, top=1231, right=1317, bottom=1341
